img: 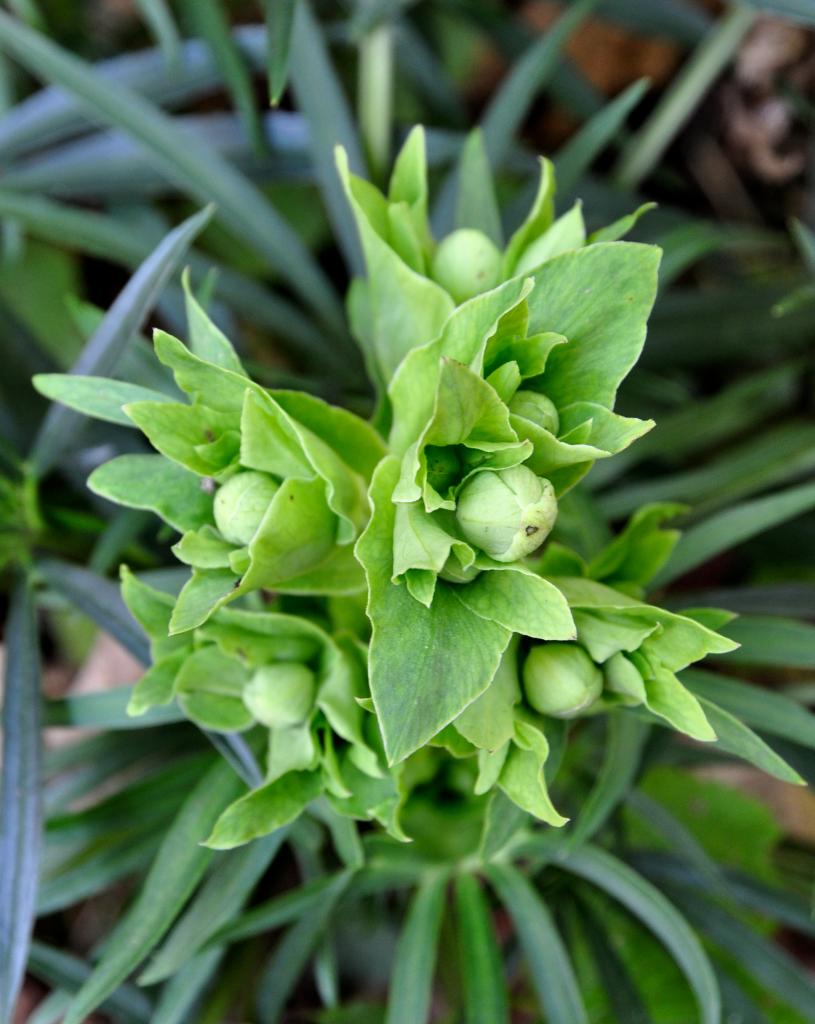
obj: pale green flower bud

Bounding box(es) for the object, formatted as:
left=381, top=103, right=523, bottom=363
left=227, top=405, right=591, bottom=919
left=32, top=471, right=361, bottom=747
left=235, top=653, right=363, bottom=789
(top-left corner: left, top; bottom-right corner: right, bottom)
left=439, top=553, right=481, bottom=585
left=243, top=663, right=316, bottom=727
left=425, top=445, right=461, bottom=494
left=455, top=465, right=557, bottom=563
left=523, top=643, right=602, bottom=718
left=213, top=471, right=279, bottom=546
left=509, top=389, right=560, bottom=436
left=431, top=228, right=502, bottom=304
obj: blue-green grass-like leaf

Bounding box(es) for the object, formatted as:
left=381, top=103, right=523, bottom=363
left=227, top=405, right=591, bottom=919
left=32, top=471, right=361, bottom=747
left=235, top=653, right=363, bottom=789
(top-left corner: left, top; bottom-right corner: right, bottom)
left=385, top=872, right=448, bottom=1024
left=29, top=206, right=210, bottom=476
left=560, top=845, right=720, bottom=1024
left=0, top=576, right=42, bottom=1024
left=62, top=758, right=244, bottom=1024
left=0, top=13, right=343, bottom=333
left=488, top=864, right=588, bottom=1024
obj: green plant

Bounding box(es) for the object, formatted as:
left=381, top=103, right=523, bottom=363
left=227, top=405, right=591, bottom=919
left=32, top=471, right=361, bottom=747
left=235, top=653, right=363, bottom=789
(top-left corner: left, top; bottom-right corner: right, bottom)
left=1, top=2, right=815, bottom=1022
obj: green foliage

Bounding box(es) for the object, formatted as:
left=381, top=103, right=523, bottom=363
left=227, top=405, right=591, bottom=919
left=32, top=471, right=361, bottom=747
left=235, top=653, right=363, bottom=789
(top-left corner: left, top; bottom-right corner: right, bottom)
left=0, top=1, right=813, bottom=1021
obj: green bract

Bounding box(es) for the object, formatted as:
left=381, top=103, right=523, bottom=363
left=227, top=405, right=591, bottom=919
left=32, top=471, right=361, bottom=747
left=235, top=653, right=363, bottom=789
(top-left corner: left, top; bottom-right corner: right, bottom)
left=42, top=124, right=749, bottom=840
left=83, top=279, right=386, bottom=634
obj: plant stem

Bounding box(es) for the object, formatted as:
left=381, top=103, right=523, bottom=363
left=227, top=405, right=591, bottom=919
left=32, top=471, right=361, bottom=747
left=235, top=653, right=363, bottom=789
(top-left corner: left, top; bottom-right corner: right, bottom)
left=614, top=4, right=758, bottom=191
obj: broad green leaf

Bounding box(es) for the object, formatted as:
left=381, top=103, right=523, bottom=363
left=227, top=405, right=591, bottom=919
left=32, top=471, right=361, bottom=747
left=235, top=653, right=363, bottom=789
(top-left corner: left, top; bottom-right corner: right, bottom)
left=205, top=770, right=322, bottom=849
left=240, top=477, right=340, bottom=591
left=267, top=0, right=297, bottom=103
left=29, top=207, right=211, bottom=476
left=172, top=526, right=234, bottom=569
left=566, top=712, right=648, bottom=850
left=655, top=478, right=815, bottom=586
left=0, top=576, right=42, bottom=1024
left=455, top=640, right=521, bottom=753
left=503, top=158, right=555, bottom=277
left=89, top=454, right=215, bottom=533
left=0, top=13, right=342, bottom=333
left=527, top=242, right=661, bottom=409
left=454, top=128, right=502, bottom=245
left=455, top=874, right=510, bottom=1024
left=32, top=373, right=172, bottom=426
left=182, top=271, right=246, bottom=374
left=515, top=202, right=586, bottom=276
left=140, top=831, right=284, bottom=983
left=169, top=568, right=238, bottom=635
left=561, top=845, right=720, bottom=1024
left=62, top=759, right=244, bottom=1024
left=385, top=872, right=447, bottom=1024
left=453, top=568, right=575, bottom=641
left=124, top=399, right=238, bottom=477
left=127, top=649, right=187, bottom=716
left=338, top=147, right=454, bottom=384
left=499, top=718, right=568, bottom=826
left=356, top=458, right=511, bottom=763
left=488, top=864, right=587, bottom=1024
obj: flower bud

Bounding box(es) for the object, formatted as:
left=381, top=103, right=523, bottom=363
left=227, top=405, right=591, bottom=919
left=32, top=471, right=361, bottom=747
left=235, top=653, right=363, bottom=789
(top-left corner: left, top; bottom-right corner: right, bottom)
left=439, top=553, right=481, bottom=585
left=431, top=228, right=502, bottom=304
left=455, top=465, right=557, bottom=563
left=214, top=471, right=279, bottom=546
left=425, top=445, right=461, bottom=495
left=509, top=390, right=560, bottom=436
left=523, top=643, right=602, bottom=718
left=243, top=663, right=316, bottom=727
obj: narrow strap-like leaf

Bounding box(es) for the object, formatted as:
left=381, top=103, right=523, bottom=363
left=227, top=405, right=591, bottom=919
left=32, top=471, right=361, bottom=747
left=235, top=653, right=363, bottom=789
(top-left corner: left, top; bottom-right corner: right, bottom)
left=27, top=942, right=152, bottom=1024
left=37, top=559, right=150, bottom=664
left=455, top=874, right=509, bottom=1024
left=267, top=0, right=298, bottom=105
left=62, top=758, right=244, bottom=1024
left=289, top=0, right=366, bottom=274
left=0, top=575, right=42, bottom=1024
left=385, top=871, right=448, bottom=1024
left=179, top=0, right=264, bottom=152
left=554, top=78, right=648, bottom=193
left=560, top=845, right=720, bottom=1024
left=141, top=830, right=284, bottom=983
left=487, top=864, right=588, bottom=1024
left=480, top=0, right=599, bottom=166
left=151, top=949, right=225, bottom=1024
left=0, top=13, right=343, bottom=333
left=255, top=871, right=352, bottom=1024
left=454, top=128, right=502, bottom=245
left=29, top=206, right=210, bottom=476
left=566, top=712, right=648, bottom=851
left=134, top=0, right=179, bottom=66
left=654, top=480, right=815, bottom=586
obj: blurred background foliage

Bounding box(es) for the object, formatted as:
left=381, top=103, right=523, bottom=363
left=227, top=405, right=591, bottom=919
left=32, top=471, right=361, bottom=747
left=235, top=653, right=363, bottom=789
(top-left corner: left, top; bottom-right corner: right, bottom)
left=1, top=0, right=815, bottom=1021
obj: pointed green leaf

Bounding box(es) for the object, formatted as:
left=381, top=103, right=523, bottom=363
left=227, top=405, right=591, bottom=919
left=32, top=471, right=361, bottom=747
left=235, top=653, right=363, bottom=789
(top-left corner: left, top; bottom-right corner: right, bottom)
left=455, top=874, right=510, bottom=1024
left=205, top=770, right=322, bottom=849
